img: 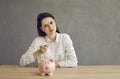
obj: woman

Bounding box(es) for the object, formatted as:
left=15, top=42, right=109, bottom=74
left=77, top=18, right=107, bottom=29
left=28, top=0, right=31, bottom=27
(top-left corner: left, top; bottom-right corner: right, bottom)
left=19, top=12, right=78, bottom=67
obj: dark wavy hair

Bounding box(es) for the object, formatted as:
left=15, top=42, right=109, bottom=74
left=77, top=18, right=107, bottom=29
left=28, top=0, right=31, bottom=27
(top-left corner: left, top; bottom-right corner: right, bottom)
left=37, top=12, right=60, bottom=37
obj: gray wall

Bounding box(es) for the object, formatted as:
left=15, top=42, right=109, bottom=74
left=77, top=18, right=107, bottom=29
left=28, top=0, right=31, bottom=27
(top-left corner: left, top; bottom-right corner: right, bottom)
left=0, top=0, right=120, bottom=65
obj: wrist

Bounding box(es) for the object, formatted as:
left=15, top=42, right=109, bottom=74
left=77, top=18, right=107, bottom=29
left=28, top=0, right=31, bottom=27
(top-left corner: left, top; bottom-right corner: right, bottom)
left=33, top=49, right=42, bottom=59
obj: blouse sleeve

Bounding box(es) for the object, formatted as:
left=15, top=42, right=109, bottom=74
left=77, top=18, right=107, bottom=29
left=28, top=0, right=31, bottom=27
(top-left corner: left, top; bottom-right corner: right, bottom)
left=58, top=34, right=78, bottom=67
left=19, top=37, right=40, bottom=66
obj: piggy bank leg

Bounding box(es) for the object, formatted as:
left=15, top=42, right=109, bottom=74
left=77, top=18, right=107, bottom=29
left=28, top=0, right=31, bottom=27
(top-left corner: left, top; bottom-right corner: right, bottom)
left=41, top=73, right=45, bottom=76
left=48, top=72, right=53, bottom=76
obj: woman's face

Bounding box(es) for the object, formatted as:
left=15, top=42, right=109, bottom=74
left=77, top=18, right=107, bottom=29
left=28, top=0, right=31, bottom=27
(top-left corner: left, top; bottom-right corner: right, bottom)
left=41, top=17, right=57, bottom=36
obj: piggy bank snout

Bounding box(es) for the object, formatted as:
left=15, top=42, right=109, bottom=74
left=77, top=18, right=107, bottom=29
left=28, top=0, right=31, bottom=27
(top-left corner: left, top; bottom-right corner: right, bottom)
left=43, top=64, right=52, bottom=71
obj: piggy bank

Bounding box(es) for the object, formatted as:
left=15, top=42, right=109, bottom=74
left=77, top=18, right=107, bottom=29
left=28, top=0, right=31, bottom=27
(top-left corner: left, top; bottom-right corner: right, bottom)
left=38, top=58, right=55, bottom=76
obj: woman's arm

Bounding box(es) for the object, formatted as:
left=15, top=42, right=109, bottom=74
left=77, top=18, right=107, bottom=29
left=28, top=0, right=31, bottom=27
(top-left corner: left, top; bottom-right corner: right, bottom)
left=58, top=34, right=78, bottom=67
left=19, top=37, right=40, bottom=66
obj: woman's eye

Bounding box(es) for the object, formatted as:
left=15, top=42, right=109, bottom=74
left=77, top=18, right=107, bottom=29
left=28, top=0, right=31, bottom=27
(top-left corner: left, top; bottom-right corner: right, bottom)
left=44, top=25, right=48, bottom=28
left=50, top=21, right=53, bottom=24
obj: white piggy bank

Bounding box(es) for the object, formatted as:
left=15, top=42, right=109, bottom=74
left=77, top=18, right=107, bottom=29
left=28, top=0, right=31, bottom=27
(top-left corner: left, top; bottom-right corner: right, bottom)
left=38, top=58, right=55, bottom=76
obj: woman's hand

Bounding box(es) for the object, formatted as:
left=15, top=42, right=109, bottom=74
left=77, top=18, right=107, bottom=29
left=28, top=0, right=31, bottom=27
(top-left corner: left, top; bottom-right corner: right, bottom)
left=33, top=45, right=48, bottom=58
left=55, top=62, right=60, bottom=68
left=40, top=45, right=48, bottom=53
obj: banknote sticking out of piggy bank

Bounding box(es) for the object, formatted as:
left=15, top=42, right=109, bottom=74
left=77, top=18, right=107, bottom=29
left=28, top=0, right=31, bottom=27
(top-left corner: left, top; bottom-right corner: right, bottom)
left=38, top=58, right=55, bottom=76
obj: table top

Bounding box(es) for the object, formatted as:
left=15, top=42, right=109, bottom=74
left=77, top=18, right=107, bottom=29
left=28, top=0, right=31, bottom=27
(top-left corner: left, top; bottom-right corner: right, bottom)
left=0, top=65, right=120, bottom=79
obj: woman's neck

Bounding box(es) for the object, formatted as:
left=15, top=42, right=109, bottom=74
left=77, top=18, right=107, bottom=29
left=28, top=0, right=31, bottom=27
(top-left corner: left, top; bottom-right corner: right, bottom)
left=47, top=33, right=56, bottom=42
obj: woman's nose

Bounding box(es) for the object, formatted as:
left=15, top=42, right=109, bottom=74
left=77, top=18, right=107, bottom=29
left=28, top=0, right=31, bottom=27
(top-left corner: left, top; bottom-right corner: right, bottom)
left=48, top=24, right=52, bottom=29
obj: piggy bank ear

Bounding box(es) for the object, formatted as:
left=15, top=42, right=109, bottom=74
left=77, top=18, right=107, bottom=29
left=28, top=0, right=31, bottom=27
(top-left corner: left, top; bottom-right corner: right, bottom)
left=38, top=59, right=45, bottom=63
left=49, top=59, right=54, bottom=62
left=41, top=59, right=45, bottom=62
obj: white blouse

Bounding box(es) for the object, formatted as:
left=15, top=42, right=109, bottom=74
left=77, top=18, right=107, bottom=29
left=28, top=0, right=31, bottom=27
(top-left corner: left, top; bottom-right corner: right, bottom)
left=19, top=33, right=78, bottom=67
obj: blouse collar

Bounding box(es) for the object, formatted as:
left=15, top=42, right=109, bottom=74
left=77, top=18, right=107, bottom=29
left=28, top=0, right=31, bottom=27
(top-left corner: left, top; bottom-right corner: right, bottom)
left=45, top=33, right=59, bottom=42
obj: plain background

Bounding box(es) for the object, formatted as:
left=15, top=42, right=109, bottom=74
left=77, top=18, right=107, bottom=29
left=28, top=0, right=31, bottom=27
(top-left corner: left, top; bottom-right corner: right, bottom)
left=0, top=0, right=120, bottom=65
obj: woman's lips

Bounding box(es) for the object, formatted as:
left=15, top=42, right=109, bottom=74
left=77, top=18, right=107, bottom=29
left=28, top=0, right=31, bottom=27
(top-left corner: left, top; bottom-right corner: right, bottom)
left=50, top=29, right=54, bottom=32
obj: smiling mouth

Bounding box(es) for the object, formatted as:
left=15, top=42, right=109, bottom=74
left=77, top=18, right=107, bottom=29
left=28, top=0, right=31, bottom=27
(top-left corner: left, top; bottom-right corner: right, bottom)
left=50, top=30, right=54, bottom=32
